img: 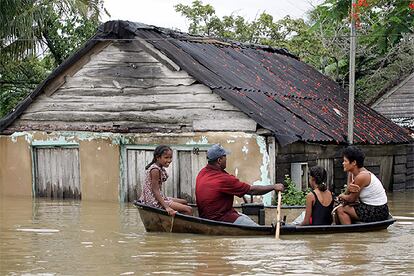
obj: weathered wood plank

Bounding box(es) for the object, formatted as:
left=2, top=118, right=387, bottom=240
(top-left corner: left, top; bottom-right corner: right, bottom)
left=394, top=164, right=407, bottom=174
left=137, top=150, right=148, bottom=199
left=20, top=109, right=246, bottom=122
left=74, top=63, right=190, bottom=79
left=193, top=119, right=256, bottom=132
left=126, top=149, right=136, bottom=201
left=54, top=84, right=212, bottom=96
left=62, top=76, right=196, bottom=88
left=394, top=155, right=407, bottom=165
left=191, top=151, right=207, bottom=203
left=8, top=120, right=190, bottom=132
left=130, top=38, right=181, bottom=72
left=26, top=101, right=239, bottom=113
left=178, top=151, right=193, bottom=202
left=393, top=173, right=406, bottom=185
left=88, top=49, right=158, bottom=65
left=162, top=153, right=175, bottom=198
left=33, top=91, right=229, bottom=105
left=379, top=155, right=393, bottom=191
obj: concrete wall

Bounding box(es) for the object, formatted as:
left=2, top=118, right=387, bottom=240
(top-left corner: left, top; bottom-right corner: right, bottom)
left=0, top=135, right=32, bottom=197
left=0, top=131, right=269, bottom=202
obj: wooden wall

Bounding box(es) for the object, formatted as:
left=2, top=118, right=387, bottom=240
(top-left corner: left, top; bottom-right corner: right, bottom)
left=5, top=40, right=256, bottom=134
left=406, top=144, right=414, bottom=190
left=372, top=73, right=414, bottom=123
left=393, top=143, right=414, bottom=191
left=275, top=142, right=412, bottom=193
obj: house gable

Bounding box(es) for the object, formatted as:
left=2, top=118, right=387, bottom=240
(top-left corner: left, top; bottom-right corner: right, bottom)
left=372, top=72, right=414, bottom=129
left=3, top=39, right=257, bottom=133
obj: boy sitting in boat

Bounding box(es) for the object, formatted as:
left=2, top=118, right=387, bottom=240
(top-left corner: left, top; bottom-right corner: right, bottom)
left=336, top=146, right=389, bottom=224
left=301, top=166, right=334, bottom=225
left=139, top=145, right=192, bottom=216
left=195, top=144, right=284, bottom=226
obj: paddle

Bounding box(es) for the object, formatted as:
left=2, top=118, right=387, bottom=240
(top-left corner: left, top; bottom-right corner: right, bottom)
left=275, top=190, right=282, bottom=239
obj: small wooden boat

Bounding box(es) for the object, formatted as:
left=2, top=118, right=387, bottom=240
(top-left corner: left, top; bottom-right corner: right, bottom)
left=134, top=201, right=396, bottom=236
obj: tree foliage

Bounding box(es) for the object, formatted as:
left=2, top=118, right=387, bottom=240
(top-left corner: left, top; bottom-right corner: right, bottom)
left=0, top=0, right=107, bottom=118
left=175, top=0, right=414, bottom=103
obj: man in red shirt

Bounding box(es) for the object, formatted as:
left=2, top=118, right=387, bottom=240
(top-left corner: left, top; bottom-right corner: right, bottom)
left=196, top=144, right=284, bottom=226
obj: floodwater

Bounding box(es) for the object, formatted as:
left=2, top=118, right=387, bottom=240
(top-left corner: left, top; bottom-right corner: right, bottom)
left=0, top=192, right=413, bottom=276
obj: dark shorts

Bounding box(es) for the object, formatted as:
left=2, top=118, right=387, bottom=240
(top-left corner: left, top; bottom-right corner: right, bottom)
left=354, top=202, right=389, bottom=222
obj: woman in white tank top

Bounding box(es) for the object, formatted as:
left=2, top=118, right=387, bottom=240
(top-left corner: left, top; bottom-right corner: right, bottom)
left=336, top=146, right=389, bottom=224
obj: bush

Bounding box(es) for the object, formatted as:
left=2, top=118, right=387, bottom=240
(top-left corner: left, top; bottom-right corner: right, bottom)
left=272, top=175, right=308, bottom=206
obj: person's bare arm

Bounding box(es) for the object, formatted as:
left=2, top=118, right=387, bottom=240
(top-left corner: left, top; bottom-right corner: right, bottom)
left=247, top=183, right=284, bottom=195
left=301, top=193, right=314, bottom=225
left=339, top=174, right=369, bottom=203
left=150, top=169, right=176, bottom=215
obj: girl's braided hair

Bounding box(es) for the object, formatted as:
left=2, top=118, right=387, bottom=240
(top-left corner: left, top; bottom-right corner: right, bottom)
left=145, top=145, right=172, bottom=170
left=309, top=166, right=328, bottom=191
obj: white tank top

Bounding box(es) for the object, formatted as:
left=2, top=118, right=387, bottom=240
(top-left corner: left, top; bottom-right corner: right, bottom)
left=359, top=172, right=387, bottom=206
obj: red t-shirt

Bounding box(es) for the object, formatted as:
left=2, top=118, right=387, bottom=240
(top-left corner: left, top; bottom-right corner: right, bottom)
left=195, top=164, right=251, bottom=223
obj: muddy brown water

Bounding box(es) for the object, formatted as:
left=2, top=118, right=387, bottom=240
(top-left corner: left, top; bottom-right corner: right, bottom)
left=1, top=192, right=413, bottom=275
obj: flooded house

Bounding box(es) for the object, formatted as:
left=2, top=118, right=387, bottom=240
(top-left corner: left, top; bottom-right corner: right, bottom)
left=371, top=72, right=414, bottom=132
left=369, top=72, right=414, bottom=190
left=0, top=21, right=412, bottom=204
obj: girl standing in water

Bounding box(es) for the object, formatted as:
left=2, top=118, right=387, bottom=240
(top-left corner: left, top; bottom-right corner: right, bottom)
left=139, top=145, right=192, bottom=216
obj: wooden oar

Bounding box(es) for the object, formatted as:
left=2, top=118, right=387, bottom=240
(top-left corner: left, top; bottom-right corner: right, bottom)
left=275, top=190, right=282, bottom=239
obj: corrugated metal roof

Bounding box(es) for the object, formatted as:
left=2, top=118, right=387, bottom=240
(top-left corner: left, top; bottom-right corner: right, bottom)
left=1, top=20, right=412, bottom=145
left=128, top=22, right=411, bottom=145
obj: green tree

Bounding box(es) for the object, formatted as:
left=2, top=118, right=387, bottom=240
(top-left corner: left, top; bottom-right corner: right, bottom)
left=174, top=1, right=325, bottom=69
left=309, top=0, right=414, bottom=99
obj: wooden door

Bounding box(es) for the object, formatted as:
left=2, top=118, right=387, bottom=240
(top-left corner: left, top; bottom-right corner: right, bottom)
left=177, top=150, right=207, bottom=203
left=34, top=147, right=81, bottom=199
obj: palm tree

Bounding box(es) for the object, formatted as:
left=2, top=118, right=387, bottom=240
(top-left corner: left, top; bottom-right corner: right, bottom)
left=0, top=0, right=106, bottom=62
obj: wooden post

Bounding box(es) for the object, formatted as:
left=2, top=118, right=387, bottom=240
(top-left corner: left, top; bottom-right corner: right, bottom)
left=348, top=0, right=357, bottom=144
left=275, top=191, right=282, bottom=239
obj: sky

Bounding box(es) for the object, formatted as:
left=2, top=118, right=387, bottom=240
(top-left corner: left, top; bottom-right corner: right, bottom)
left=102, top=0, right=323, bottom=32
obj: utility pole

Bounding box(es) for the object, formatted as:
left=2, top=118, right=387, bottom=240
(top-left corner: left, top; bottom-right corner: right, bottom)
left=348, top=0, right=357, bottom=144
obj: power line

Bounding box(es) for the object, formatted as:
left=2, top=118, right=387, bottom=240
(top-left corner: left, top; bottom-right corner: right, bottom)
left=0, top=31, right=411, bottom=44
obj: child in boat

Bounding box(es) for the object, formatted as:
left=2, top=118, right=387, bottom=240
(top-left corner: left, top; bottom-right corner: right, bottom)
left=301, top=166, right=334, bottom=225
left=139, top=145, right=192, bottom=216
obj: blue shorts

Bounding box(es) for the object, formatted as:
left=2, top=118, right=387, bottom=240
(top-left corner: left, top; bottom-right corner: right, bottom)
left=233, top=213, right=258, bottom=226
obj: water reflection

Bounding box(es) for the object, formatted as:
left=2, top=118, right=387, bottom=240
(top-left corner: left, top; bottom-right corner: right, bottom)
left=0, top=192, right=413, bottom=275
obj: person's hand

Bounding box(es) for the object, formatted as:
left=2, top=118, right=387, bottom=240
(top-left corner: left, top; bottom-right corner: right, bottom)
left=274, top=183, right=285, bottom=192
left=347, top=183, right=360, bottom=193
left=338, top=194, right=346, bottom=202
left=166, top=207, right=177, bottom=216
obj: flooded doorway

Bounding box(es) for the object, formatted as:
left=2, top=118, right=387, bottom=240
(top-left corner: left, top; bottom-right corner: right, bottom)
left=33, top=146, right=81, bottom=199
